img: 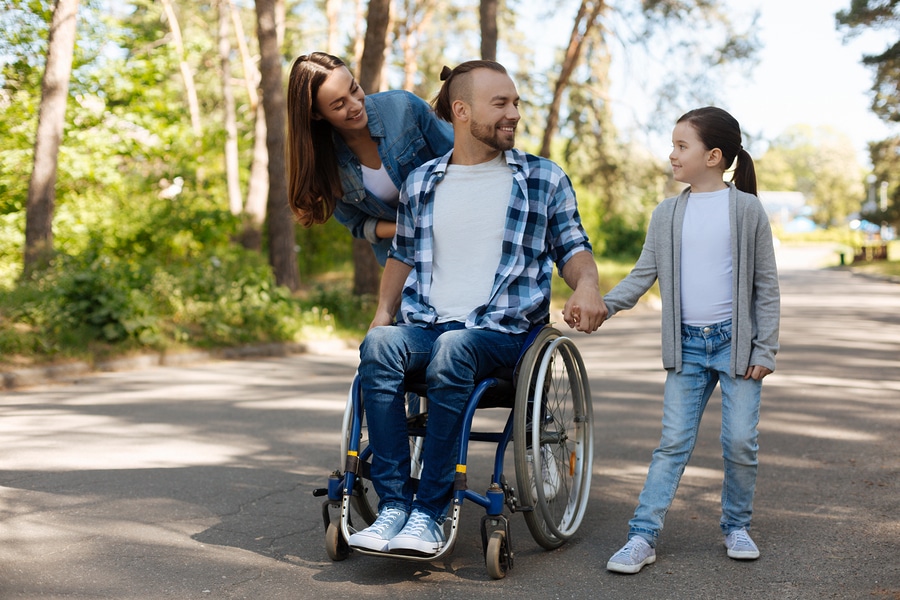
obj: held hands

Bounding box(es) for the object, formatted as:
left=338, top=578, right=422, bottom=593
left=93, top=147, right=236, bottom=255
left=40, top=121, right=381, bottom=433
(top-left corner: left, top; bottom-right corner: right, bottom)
left=562, top=286, right=608, bottom=333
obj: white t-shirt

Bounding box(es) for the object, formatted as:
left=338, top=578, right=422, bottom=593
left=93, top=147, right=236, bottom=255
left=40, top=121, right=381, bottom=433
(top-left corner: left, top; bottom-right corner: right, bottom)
left=680, top=188, right=733, bottom=326
left=430, top=154, right=511, bottom=322
left=361, top=163, right=400, bottom=206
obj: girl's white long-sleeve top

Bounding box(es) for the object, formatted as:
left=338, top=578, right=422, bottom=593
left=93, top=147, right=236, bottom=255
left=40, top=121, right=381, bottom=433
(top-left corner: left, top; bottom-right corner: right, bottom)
left=604, top=183, right=781, bottom=377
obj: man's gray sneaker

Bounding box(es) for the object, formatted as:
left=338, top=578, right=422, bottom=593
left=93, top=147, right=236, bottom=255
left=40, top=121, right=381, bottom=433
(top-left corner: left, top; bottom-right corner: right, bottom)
left=606, top=536, right=656, bottom=574
left=347, top=507, right=408, bottom=552
left=388, top=509, right=445, bottom=555
left=725, top=528, right=760, bottom=560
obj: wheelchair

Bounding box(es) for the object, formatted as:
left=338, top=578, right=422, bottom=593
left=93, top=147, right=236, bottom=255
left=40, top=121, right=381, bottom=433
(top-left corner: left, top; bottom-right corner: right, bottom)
left=313, top=324, right=593, bottom=579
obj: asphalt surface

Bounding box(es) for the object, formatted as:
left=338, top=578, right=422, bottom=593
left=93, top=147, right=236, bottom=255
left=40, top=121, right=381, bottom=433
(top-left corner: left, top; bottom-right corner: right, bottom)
left=0, top=246, right=898, bottom=599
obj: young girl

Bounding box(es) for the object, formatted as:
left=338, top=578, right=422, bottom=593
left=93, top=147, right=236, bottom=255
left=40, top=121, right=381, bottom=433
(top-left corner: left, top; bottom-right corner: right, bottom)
left=603, top=107, right=780, bottom=574
left=285, top=52, right=454, bottom=265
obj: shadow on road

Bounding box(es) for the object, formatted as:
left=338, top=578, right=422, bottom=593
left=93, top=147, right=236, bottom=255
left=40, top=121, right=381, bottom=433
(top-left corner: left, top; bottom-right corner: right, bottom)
left=0, top=260, right=897, bottom=599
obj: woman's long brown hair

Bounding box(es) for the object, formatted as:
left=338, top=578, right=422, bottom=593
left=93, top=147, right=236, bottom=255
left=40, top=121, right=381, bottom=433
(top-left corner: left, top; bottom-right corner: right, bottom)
left=285, top=52, right=347, bottom=226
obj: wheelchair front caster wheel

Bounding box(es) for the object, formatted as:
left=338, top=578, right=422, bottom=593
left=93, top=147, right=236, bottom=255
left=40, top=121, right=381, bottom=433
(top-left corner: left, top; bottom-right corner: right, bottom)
left=485, top=530, right=510, bottom=579
left=325, top=522, right=350, bottom=561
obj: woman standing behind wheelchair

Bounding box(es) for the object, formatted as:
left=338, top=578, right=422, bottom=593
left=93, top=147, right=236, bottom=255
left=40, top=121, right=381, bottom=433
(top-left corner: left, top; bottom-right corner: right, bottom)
left=285, top=52, right=454, bottom=266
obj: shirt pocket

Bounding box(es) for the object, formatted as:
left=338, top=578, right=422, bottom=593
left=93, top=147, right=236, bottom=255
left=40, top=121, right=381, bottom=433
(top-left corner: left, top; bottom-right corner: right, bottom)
left=390, top=134, right=427, bottom=170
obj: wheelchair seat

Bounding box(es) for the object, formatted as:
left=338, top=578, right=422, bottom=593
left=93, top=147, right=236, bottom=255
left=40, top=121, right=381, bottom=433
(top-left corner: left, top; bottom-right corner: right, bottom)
left=315, top=324, right=594, bottom=579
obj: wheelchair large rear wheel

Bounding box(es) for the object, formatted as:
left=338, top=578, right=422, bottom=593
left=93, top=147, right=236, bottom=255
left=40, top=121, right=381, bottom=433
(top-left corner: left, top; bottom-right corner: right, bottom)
left=512, top=327, right=593, bottom=550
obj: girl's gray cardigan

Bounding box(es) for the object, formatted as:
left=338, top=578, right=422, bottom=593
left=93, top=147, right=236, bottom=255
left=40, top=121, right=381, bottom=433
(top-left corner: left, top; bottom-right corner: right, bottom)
left=603, top=183, right=780, bottom=377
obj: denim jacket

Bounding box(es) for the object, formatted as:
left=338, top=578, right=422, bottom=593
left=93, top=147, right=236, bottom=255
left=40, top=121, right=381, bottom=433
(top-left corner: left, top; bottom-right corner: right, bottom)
left=332, top=90, right=454, bottom=265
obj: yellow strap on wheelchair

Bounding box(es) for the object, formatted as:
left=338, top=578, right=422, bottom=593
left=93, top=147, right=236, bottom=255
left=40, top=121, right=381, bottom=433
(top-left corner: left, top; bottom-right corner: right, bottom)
left=456, top=464, right=466, bottom=473
left=347, top=450, right=358, bottom=457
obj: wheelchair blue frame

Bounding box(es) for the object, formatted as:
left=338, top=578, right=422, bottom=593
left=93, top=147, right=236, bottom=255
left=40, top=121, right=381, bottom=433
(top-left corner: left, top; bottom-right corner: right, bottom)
left=314, top=324, right=592, bottom=578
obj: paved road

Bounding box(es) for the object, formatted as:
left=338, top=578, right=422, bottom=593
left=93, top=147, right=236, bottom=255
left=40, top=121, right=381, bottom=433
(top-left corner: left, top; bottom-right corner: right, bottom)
left=1, top=249, right=898, bottom=599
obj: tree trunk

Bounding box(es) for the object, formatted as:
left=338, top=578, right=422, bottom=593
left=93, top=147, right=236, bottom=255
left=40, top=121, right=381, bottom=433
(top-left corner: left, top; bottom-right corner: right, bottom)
left=240, top=101, right=269, bottom=251
left=228, top=0, right=258, bottom=110
left=351, top=239, right=379, bottom=296
left=24, top=0, right=80, bottom=275
left=479, top=0, right=499, bottom=61
left=227, top=0, right=266, bottom=250
left=351, top=0, right=392, bottom=296
left=255, top=0, right=299, bottom=291
left=539, top=0, right=605, bottom=158
left=218, top=0, right=242, bottom=215
left=358, top=0, right=391, bottom=93
left=353, top=0, right=366, bottom=70
left=399, top=1, right=436, bottom=91
left=401, top=7, right=417, bottom=91
left=326, top=0, right=342, bottom=54
left=160, top=0, right=202, bottom=136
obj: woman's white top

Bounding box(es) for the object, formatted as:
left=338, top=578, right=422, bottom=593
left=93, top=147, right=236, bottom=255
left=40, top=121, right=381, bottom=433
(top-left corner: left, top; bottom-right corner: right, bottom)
left=361, top=163, right=400, bottom=206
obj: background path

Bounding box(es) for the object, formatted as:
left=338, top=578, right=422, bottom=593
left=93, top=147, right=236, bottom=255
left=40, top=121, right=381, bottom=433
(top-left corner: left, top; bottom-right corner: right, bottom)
left=0, top=247, right=897, bottom=599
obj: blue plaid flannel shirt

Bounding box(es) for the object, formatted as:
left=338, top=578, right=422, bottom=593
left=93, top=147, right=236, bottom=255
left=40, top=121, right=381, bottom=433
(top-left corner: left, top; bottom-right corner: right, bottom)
left=388, top=148, right=593, bottom=334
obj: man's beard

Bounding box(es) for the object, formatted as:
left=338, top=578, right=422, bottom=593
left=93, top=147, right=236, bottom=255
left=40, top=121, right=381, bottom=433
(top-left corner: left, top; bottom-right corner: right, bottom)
left=471, top=118, right=515, bottom=151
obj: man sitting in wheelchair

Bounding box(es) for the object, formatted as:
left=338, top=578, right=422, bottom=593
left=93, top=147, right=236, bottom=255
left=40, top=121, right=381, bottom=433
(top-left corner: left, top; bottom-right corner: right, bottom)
left=350, top=59, right=608, bottom=555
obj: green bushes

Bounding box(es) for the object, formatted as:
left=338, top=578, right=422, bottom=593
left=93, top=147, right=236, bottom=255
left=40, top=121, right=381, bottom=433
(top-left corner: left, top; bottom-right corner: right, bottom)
left=601, top=212, right=648, bottom=260
left=0, top=200, right=350, bottom=365
left=53, top=250, right=160, bottom=345
left=0, top=189, right=664, bottom=368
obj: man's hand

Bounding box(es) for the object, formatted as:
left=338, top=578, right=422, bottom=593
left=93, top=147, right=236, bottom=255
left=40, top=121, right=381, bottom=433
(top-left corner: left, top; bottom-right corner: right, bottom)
left=560, top=251, right=608, bottom=333
left=368, top=310, right=395, bottom=330
left=367, top=258, right=412, bottom=330
left=562, top=285, right=608, bottom=333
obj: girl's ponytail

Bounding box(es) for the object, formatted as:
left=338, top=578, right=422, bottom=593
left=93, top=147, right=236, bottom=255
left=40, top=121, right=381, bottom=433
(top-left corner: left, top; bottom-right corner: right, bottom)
left=732, top=148, right=758, bottom=196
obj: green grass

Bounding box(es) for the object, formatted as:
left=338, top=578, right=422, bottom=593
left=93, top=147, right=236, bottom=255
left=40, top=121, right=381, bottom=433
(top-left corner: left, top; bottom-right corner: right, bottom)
left=0, top=256, right=653, bottom=372
left=7, top=234, right=897, bottom=374
left=850, top=258, right=900, bottom=278
left=844, top=239, right=900, bottom=276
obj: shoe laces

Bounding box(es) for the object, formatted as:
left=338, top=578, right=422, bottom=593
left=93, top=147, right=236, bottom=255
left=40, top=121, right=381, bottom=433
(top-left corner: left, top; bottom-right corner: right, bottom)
left=619, top=537, right=649, bottom=559
left=368, top=509, right=405, bottom=535
left=402, top=511, right=432, bottom=535
left=729, top=528, right=754, bottom=548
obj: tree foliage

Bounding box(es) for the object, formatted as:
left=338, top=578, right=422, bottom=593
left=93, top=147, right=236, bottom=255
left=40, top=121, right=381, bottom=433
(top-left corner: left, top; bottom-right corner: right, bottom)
left=836, top=1, right=900, bottom=228
left=611, top=0, right=761, bottom=133
left=1, top=0, right=883, bottom=361
left=530, top=0, right=757, bottom=256
left=757, top=125, right=865, bottom=227
left=865, top=135, right=900, bottom=227
left=837, top=0, right=900, bottom=123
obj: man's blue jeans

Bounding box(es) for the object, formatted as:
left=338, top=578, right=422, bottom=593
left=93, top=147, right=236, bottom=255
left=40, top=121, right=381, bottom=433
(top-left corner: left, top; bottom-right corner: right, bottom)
left=358, top=322, right=527, bottom=521
left=628, top=319, right=762, bottom=547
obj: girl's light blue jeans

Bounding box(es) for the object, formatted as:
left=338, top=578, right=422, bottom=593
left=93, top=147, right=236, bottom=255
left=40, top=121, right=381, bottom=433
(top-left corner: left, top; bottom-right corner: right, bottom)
left=358, top=322, right=527, bottom=521
left=628, top=319, right=762, bottom=547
